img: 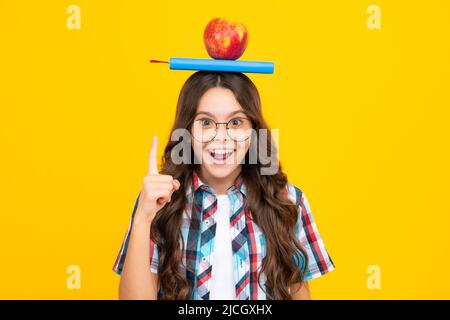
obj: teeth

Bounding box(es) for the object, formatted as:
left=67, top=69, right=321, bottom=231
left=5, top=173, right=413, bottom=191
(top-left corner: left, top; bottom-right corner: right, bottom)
left=209, top=150, right=233, bottom=154
left=210, top=149, right=233, bottom=154
left=208, top=150, right=234, bottom=160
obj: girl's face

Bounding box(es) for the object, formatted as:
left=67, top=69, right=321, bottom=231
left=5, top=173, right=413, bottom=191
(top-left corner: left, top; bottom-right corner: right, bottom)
left=191, top=87, right=252, bottom=180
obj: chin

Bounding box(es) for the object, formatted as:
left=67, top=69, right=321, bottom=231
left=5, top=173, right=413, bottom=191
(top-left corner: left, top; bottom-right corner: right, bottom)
left=202, top=163, right=240, bottom=180
left=199, top=146, right=245, bottom=179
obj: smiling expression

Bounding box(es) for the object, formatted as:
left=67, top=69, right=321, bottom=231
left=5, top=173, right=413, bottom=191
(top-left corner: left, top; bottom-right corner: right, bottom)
left=191, top=87, right=252, bottom=179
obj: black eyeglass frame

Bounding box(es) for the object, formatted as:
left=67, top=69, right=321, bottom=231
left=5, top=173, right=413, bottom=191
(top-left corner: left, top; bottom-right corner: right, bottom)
left=190, top=118, right=254, bottom=143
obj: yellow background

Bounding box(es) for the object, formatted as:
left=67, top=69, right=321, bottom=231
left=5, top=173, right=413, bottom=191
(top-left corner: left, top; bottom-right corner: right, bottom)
left=1, top=0, right=449, bottom=299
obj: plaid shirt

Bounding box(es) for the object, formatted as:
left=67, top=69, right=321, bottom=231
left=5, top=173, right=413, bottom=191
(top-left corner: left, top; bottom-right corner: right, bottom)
left=113, top=170, right=335, bottom=299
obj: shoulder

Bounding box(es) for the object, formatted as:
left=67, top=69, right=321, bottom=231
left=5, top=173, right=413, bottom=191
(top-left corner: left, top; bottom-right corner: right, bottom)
left=284, top=181, right=305, bottom=207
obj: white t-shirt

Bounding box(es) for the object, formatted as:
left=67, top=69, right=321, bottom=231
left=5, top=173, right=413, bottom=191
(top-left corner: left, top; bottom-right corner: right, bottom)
left=209, top=194, right=236, bottom=300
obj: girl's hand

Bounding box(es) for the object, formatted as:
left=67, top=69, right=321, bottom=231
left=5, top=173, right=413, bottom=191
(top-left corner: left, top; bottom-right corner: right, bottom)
left=134, top=136, right=180, bottom=224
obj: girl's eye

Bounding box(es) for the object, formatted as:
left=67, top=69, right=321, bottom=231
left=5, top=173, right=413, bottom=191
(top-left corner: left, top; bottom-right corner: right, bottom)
left=199, top=119, right=213, bottom=126
left=230, top=118, right=243, bottom=127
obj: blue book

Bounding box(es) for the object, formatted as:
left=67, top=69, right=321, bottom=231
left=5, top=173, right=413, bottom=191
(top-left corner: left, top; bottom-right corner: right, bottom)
left=168, top=57, right=274, bottom=74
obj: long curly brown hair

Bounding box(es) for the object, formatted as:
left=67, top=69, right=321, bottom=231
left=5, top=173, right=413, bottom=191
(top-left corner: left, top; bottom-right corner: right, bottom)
left=151, top=71, right=308, bottom=300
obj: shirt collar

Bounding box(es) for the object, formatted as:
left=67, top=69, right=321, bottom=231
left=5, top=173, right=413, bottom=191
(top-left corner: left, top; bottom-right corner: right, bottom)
left=191, top=169, right=247, bottom=197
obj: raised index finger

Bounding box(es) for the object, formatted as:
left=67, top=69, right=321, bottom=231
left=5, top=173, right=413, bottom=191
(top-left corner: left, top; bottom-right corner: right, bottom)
left=147, top=135, right=159, bottom=175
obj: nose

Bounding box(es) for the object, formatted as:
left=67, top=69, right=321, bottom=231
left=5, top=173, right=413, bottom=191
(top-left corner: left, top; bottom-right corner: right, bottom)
left=214, top=123, right=230, bottom=141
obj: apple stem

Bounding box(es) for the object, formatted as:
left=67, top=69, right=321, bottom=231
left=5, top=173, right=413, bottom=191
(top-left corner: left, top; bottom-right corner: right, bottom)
left=149, top=59, right=169, bottom=64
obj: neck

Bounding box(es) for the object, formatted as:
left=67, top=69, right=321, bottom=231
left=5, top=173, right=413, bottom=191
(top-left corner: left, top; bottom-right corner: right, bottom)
left=198, top=166, right=242, bottom=195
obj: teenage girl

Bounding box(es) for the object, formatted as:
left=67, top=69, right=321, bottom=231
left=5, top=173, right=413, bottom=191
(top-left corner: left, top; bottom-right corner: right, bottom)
left=113, top=71, right=334, bottom=300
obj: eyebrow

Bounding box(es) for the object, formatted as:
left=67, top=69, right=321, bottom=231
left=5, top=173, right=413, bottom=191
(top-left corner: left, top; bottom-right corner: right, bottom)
left=194, top=110, right=247, bottom=118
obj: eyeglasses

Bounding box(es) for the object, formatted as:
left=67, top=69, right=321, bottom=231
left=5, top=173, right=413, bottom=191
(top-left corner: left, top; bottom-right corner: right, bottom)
left=191, top=117, right=253, bottom=142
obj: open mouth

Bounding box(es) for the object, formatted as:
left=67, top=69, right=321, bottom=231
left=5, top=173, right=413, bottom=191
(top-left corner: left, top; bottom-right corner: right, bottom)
left=206, top=149, right=236, bottom=163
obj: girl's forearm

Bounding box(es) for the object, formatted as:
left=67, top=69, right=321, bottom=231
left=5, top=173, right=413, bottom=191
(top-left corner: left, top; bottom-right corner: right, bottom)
left=118, top=216, right=158, bottom=300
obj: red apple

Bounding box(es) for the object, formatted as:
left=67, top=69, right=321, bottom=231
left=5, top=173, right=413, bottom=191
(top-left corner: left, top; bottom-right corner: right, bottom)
left=203, top=18, right=249, bottom=60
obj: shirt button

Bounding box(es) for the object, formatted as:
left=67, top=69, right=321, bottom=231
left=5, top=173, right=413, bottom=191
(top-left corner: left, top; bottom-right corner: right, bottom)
left=205, top=220, right=209, bottom=225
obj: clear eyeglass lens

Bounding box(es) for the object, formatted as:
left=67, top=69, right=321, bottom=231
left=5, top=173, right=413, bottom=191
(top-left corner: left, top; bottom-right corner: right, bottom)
left=227, top=118, right=252, bottom=141
left=193, top=118, right=252, bottom=142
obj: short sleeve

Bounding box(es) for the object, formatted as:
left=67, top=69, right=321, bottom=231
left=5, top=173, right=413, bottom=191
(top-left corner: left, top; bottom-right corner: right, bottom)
left=287, top=184, right=335, bottom=281
left=112, top=192, right=159, bottom=275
